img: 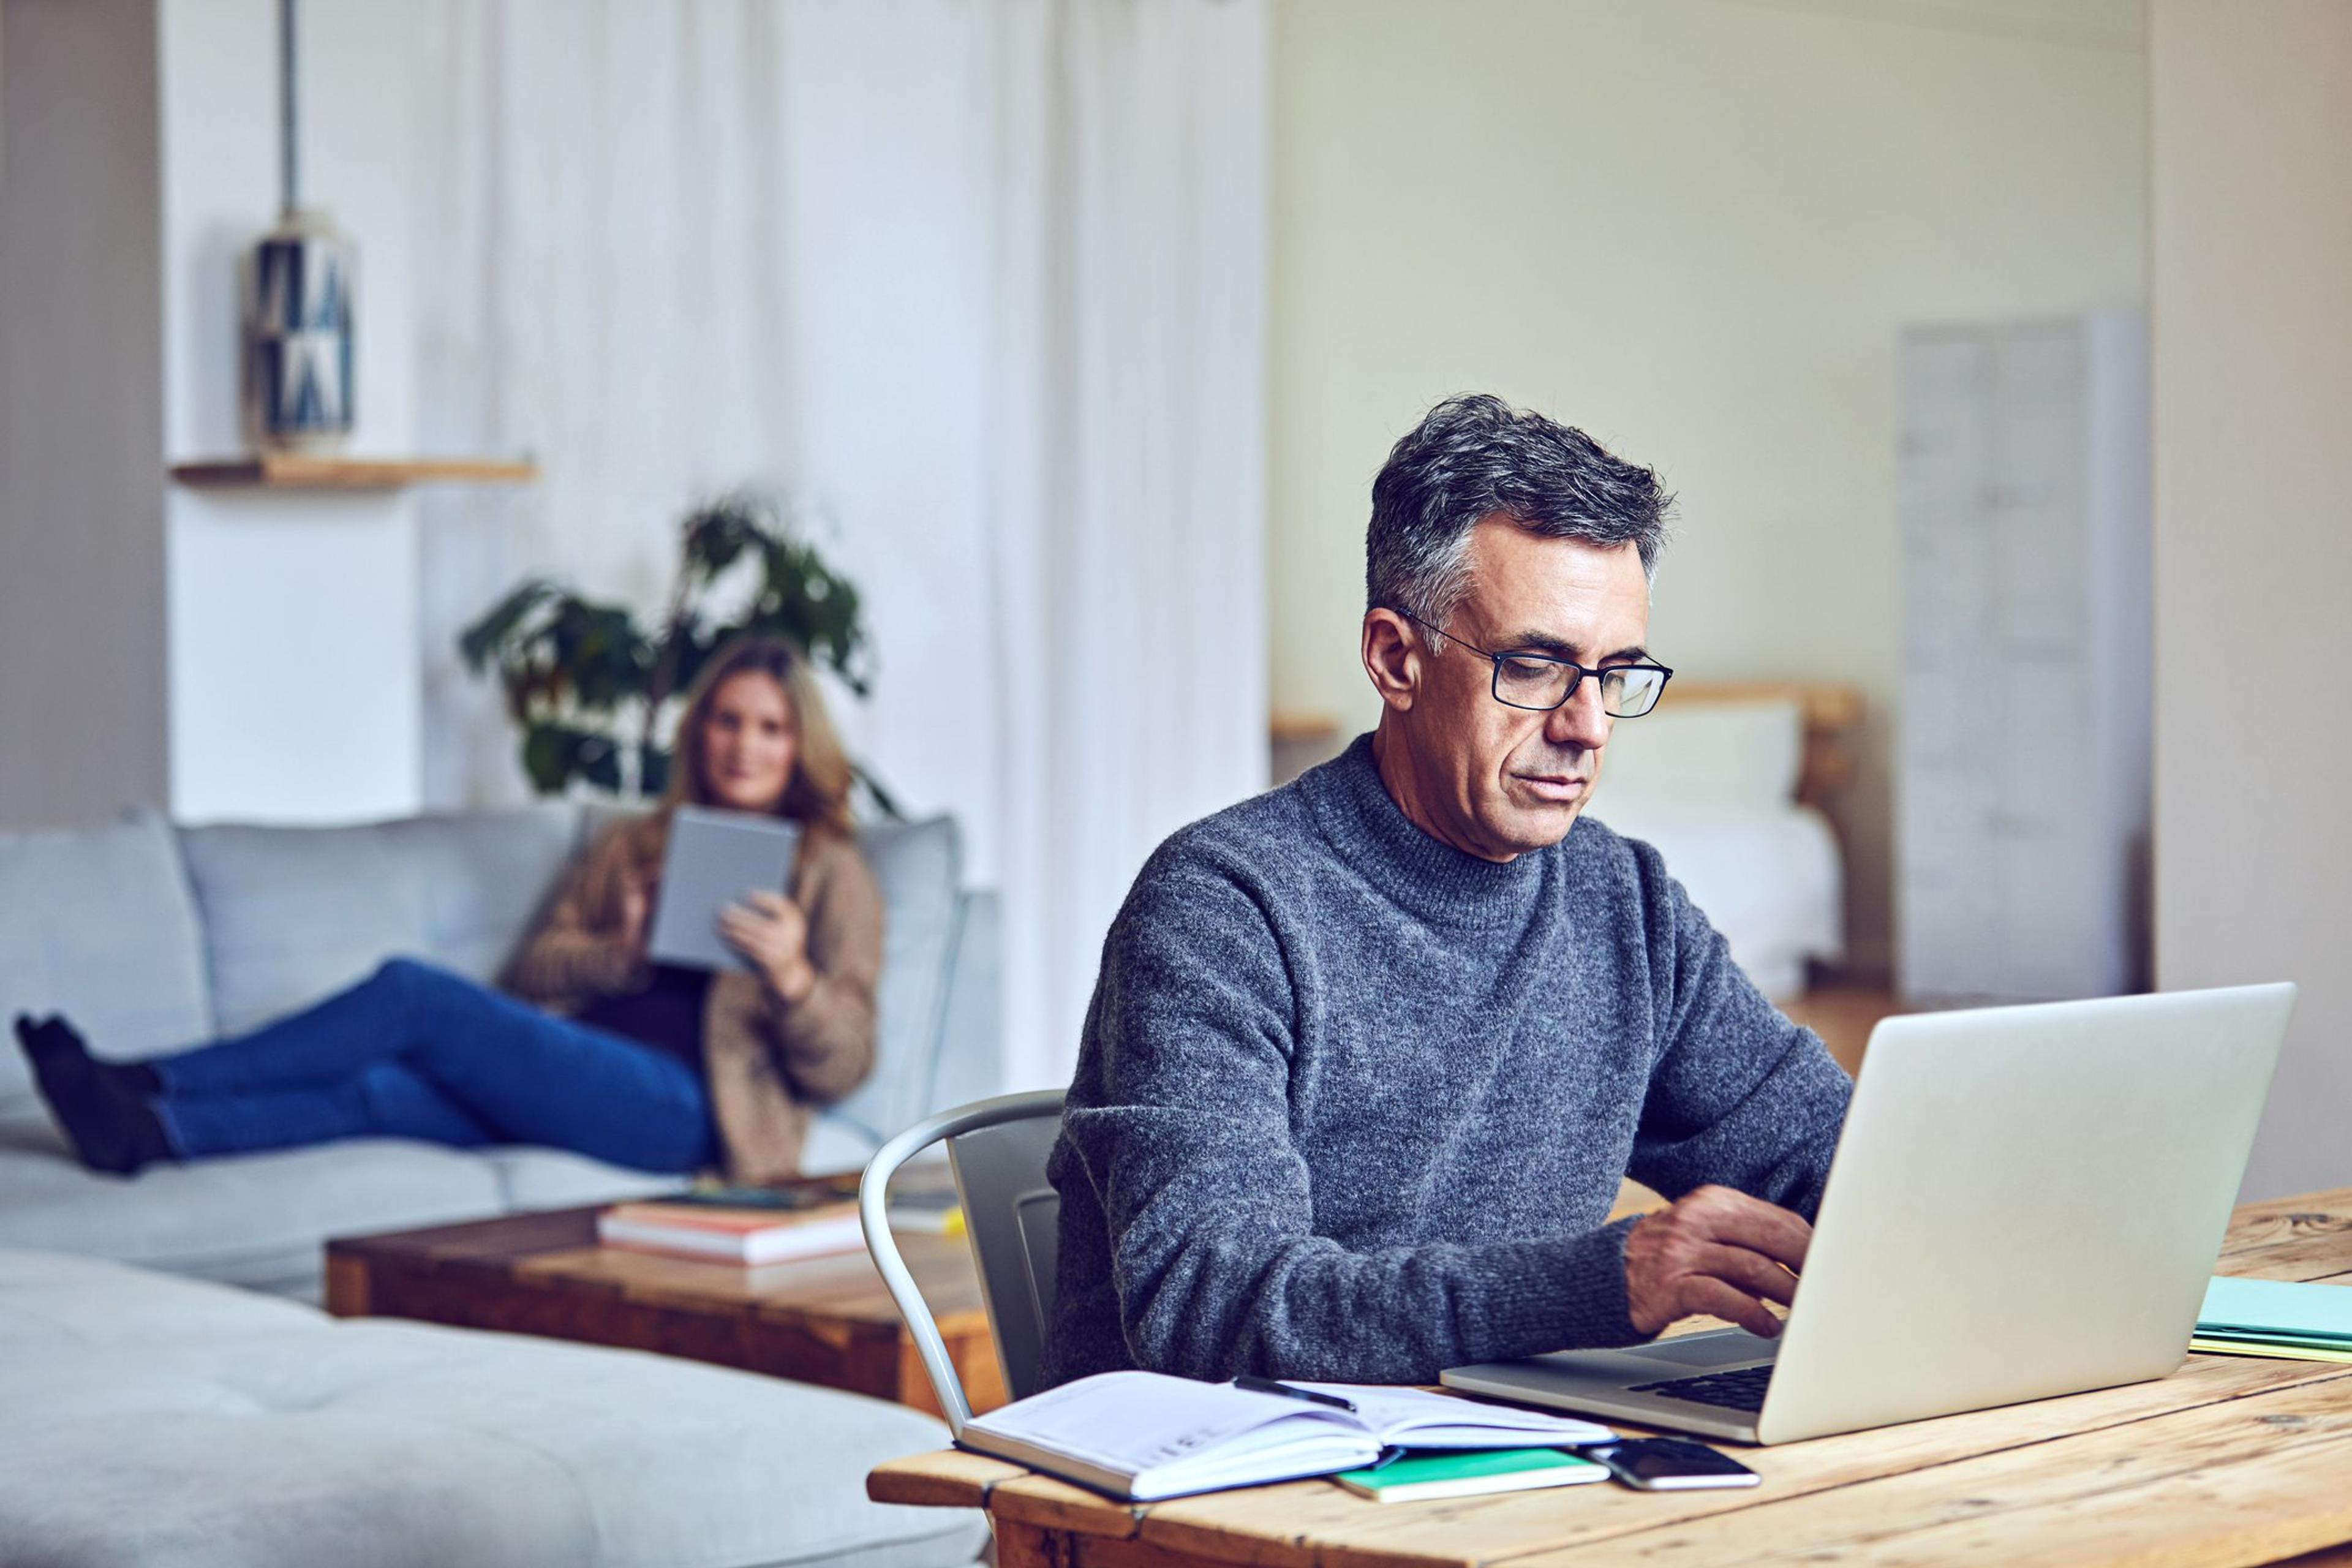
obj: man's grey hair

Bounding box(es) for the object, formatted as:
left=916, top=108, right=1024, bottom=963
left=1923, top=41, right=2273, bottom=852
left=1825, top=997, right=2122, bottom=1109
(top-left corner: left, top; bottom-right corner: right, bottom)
left=1364, top=394, right=1673, bottom=634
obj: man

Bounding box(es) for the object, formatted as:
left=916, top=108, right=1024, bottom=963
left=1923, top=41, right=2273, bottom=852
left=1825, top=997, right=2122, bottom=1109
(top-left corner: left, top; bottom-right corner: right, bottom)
left=1043, top=394, right=1853, bottom=1386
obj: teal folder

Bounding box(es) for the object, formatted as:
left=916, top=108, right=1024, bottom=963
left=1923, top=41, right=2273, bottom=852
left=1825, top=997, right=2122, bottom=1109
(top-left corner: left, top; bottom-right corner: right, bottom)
left=2198, top=1277, right=2352, bottom=1344
left=1335, top=1449, right=1607, bottom=1503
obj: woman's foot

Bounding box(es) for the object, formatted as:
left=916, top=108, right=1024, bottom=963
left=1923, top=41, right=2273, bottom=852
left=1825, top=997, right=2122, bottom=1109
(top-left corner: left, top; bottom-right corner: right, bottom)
left=12, top=1013, right=172, bottom=1175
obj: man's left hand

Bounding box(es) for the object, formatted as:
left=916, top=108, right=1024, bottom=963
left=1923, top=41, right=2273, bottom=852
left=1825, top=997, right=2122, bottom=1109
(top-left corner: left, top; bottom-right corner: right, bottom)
left=718, top=890, right=817, bottom=1005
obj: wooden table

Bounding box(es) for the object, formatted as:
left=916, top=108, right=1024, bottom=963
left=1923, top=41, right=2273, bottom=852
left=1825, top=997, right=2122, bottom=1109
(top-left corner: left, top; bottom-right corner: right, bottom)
left=870, top=1188, right=2352, bottom=1568
left=326, top=1202, right=1005, bottom=1418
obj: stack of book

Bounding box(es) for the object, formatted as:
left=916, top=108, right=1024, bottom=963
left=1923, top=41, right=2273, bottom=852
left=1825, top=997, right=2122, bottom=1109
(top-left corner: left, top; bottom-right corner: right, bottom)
left=2192, top=1276, right=2352, bottom=1363
left=596, top=1186, right=864, bottom=1266
left=594, top=1172, right=966, bottom=1265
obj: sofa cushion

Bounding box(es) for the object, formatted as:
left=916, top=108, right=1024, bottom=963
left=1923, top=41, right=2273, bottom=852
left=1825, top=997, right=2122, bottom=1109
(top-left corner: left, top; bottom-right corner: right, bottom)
left=0, top=1248, right=986, bottom=1568
left=478, top=1146, right=684, bottom=1212
left=0, top=1103, right=518, bottom=1295
left=827, top=816, right=963, bottom=1148
left=928, top=891, right=1003, bottom=1118
left=0, top=810, right=213, bottom=1112
left=0, top=1104, right=679, bottom=1298
left=179, top=804, right=583, bottom=1036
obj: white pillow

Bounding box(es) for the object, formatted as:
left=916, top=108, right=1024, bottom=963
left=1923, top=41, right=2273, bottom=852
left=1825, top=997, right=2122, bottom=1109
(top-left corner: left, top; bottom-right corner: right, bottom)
left=1596, top=696, right=1805, bottom=812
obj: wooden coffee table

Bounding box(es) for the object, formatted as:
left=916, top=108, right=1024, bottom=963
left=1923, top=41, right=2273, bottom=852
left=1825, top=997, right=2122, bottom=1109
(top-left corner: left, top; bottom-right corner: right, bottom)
left=325, top=1199, right=1005, bottom=1419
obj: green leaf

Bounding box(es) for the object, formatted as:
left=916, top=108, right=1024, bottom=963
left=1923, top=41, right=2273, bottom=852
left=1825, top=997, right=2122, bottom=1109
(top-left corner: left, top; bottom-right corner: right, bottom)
left=458, top=579, right=558, bottom=672
left=638, top=742, right=672, bottom=797
left=577, top=733, right=622, bottom=793
left=520, top=722, right=575, bottom=794
left=519, top=721, right=629, bottom=797
left=680, top=492, right=766, bottom=584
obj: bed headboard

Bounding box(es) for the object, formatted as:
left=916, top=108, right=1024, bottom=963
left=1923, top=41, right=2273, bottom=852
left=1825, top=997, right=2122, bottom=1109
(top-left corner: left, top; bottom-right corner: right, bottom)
left=1270, top=682, right=1868, bottom=813
left=1658, top=681, right=1866, bottom=813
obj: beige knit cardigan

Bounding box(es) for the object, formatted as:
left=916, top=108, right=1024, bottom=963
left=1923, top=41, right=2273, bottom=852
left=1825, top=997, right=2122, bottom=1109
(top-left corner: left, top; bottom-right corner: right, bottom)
left=504, top=812, right=883, bottom=1182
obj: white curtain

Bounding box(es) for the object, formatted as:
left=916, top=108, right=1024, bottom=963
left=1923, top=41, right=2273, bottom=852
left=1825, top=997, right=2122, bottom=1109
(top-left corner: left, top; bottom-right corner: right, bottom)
left=412, top=0, right=1270, bottom=1090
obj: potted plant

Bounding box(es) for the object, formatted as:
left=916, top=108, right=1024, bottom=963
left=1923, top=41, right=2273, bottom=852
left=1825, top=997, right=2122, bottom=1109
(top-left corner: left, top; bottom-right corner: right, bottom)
left=459, top=491, right=896, bottom=813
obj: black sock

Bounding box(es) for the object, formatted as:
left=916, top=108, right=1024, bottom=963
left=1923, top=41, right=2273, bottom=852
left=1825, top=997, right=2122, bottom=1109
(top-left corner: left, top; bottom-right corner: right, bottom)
left=12, top=1013, right=173, bottom=1174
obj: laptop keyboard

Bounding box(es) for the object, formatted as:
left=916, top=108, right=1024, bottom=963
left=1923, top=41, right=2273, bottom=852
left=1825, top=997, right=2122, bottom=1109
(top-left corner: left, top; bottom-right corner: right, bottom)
left=1627, top=1363, right=1776, bottom=1412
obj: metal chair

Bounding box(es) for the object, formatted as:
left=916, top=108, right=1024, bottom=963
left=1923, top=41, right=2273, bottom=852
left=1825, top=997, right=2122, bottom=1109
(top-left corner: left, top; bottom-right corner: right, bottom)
left=859, top=1089, right=1066, bottom=1434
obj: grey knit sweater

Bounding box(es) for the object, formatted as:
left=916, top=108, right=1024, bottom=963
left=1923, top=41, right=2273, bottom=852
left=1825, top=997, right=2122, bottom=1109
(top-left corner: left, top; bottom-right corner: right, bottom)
left=1041, top=735, right=1853, bottom=1387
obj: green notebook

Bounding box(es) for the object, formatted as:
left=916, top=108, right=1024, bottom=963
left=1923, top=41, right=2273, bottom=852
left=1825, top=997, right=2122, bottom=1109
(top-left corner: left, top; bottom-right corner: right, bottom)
left=1335, top=1449, right=1607, bottom=1504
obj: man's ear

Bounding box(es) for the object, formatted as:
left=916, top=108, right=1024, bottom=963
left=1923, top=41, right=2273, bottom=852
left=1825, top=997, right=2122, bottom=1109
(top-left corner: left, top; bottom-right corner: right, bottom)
left=1362, top=608, right=1422, bottom=712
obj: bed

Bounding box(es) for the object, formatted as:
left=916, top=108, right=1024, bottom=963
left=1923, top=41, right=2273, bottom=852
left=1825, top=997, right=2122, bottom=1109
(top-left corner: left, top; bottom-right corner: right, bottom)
left=1586, top=683, right=1863, bottom=1001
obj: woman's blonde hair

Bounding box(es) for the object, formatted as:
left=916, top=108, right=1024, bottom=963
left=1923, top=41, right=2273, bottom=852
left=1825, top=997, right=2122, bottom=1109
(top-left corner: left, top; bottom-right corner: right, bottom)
left=663, top=632, right=856, bottom=835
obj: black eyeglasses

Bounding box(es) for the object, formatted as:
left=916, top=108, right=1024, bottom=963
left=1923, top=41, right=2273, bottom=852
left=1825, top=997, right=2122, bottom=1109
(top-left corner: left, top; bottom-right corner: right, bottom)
left=1404, top=614, right=1675, bottom=717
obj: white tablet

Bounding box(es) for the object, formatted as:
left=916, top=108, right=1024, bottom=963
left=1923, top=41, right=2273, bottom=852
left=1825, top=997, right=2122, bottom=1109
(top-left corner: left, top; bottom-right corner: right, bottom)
left=645, top=805, right=803, bottom=973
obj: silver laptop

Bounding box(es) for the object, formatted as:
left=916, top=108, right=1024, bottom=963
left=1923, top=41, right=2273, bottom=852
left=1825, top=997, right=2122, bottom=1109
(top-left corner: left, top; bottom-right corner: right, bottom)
left=1441, top=983, right=2297, bottom=1446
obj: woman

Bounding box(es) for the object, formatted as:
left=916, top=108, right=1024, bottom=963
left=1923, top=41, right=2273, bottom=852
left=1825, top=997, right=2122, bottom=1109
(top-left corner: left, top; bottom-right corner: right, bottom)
left=13, top=633, right=881, bottom=1184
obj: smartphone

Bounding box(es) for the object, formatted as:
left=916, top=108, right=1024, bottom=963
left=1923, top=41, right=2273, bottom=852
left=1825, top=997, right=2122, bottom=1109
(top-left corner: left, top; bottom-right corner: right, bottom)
left=1578, top=1438, right=1760, bottom=1491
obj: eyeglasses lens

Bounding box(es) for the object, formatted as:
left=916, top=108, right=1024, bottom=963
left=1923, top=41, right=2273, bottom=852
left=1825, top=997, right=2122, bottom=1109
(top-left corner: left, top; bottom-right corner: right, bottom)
left=1493, top=660, right=1666, bottom=717
left=1493, top=657, right=1569, bottom=709
left=1598, top=667, right=1665, bottom=718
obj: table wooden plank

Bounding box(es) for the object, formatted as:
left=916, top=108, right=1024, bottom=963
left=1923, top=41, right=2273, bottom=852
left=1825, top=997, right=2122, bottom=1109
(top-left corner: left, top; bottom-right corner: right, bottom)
left=991, top=1474, right=1154, bottom=1537
left=1130, top=1358, right=2352, bottom=1568
left=999, top=1522, right=1208, bottom=1568
left=868, top=1450, right=1028, bottom=1509
left=2272, top=1547, right=2352, bottom=1567
left=2221, top=1188, right=2352, bottom=1226
left=2220, top=1197, right=2352, bottom=1250
left=1499, top=1367, right=2352, bottom=1568
left=325, top=1205, right=599, bottom=1267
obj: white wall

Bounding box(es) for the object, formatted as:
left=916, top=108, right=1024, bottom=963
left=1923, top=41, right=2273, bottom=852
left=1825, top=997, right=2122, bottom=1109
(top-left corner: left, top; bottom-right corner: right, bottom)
left=2149, top=0, right=2352, bottom=1202
left=1268, top=0, right=2148, bottom=972
left=0, top=0, right=168, bottom=831
left=160, top=0, right=422, bottom=824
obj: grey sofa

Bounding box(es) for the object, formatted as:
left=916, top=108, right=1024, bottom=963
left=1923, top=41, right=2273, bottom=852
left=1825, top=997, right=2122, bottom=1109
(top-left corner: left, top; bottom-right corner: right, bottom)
left=0, top=805, right=1000, bottom=1298
left=0, top=1245, right=987, bottom=1568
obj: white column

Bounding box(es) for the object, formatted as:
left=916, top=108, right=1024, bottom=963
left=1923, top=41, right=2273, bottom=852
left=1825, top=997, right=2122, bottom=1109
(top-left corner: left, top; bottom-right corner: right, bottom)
left=2149, top=0, right=2352, bottom=1200
left=159, top=0, right=422, bottom=824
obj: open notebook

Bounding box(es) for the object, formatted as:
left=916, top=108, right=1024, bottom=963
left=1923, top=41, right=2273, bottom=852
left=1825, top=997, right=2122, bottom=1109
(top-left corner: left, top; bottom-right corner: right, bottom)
left=957, top=1371, right=1613, bottom=1501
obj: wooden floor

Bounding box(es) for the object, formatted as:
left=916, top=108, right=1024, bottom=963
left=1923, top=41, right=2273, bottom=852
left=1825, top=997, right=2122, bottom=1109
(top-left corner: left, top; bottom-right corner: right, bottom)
left=1780, top=981, right=1903, bottom=1076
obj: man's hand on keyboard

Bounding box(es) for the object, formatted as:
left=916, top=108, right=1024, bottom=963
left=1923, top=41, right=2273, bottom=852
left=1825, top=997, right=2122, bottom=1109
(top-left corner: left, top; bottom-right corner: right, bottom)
left=1623, top=1185, right=1811, bottom=1340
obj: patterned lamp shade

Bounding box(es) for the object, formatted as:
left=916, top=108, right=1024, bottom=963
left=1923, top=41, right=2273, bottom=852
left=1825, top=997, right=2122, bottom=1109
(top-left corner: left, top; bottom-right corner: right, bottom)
left=245, top=207, right=355, bottom=451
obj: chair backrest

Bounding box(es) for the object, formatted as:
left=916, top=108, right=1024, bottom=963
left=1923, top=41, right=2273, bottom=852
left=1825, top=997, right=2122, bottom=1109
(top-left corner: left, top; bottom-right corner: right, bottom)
left=859, top=1089, right=1065, bottom=1433
left=945, top=1110, right=1063, bottom=1407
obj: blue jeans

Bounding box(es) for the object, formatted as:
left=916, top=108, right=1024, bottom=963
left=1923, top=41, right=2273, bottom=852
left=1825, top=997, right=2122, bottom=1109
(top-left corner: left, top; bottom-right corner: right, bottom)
left=150, top=958, right=718, bottom=1173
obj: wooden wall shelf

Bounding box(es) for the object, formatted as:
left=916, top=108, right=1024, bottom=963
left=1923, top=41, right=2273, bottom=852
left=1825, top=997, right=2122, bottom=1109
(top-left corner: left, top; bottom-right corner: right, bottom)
left=170, top=454, right=537, bottom=491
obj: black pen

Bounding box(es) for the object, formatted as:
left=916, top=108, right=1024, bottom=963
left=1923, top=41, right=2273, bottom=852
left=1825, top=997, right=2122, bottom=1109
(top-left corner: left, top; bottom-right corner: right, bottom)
left=1233, top=1374, right=1358, bottom=1412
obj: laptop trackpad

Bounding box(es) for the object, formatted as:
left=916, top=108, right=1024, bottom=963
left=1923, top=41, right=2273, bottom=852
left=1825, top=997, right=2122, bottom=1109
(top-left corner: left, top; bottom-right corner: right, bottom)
left=1609, top=1328, right=1781, bottom=1371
